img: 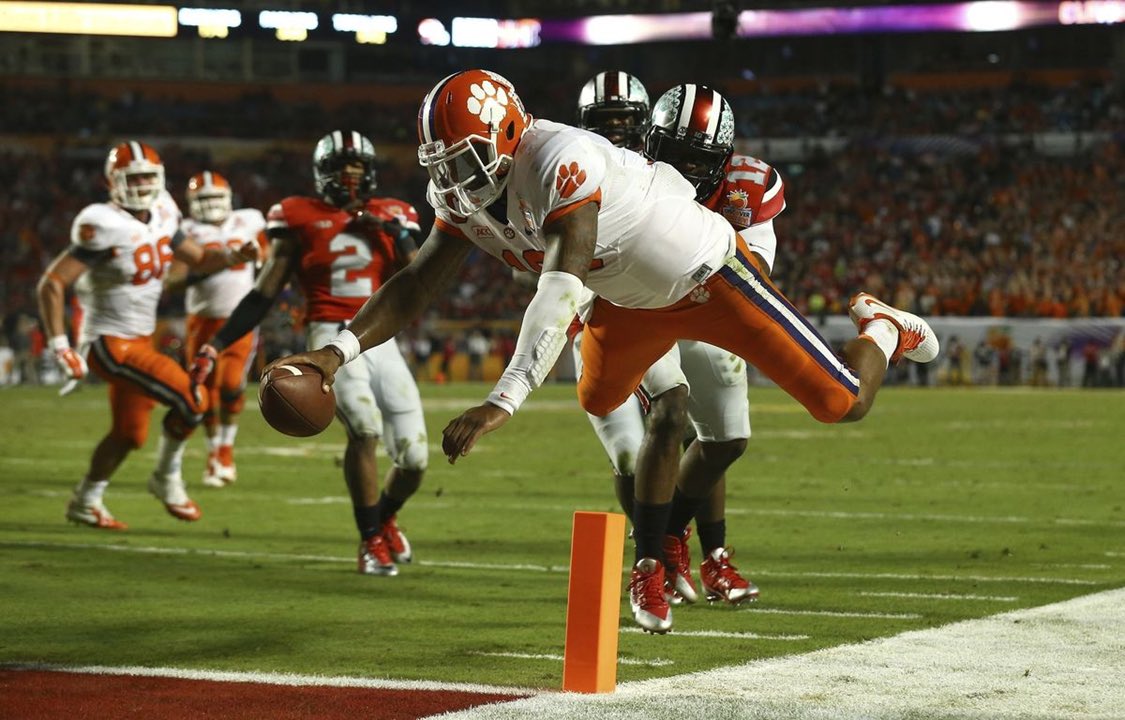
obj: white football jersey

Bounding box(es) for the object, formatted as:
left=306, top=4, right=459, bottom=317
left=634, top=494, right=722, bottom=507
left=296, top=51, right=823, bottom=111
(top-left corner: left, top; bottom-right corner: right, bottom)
left=429, top=119, right=736, bottom=310
left=181, top=209, right=266, bottom=318
left=71, top=190, right=181, bottom=342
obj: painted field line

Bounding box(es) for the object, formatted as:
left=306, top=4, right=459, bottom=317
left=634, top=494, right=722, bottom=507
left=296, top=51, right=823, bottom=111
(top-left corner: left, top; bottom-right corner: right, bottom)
left=745, top=608, right=921, bottom=620
left=0, top=541, right=1104, bottom=587
left=470, top=652, right=673, bottom=668
left=756, top=570, right=1101, bottom=586
left=859, top=591, right=1019, bottom=602
left=0, top=662, right=535, bottom=696
left=434, top=587, right=1125, bottom=720
left=619, top=628, right=808, bottom=641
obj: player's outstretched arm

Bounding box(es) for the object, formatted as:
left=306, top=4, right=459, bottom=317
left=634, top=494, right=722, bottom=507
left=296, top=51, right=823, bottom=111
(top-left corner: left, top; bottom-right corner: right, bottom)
left=441, top=203, right=598, bottom=464
left=175, top=232, right=259, bottom=275
left=262, top=227, right=471, bottom=392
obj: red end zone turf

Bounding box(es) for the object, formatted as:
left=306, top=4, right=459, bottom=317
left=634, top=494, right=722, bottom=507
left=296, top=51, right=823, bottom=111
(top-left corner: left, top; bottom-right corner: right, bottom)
left=0, top=669, right=528, bottom=720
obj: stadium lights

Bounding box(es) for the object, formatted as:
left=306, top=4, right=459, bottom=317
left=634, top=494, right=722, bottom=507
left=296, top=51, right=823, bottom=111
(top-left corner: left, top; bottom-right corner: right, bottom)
left=258, top=9, right=316, bottom=41
left=418, top=18, right=451, bottom=46
left=1058, top=0, right=1125, bottom=24
left=331, top=13, right=397, bottom=44
left=178, top=7, right=240, bottom=39
left=0, top=1, right=178, bottom=37
left=450, top=17, right=542, bottom=48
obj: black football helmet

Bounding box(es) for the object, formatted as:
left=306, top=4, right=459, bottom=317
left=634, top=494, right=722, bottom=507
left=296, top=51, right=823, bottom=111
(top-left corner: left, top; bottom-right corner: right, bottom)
left=577, top=71, right=651, bottom=150
left=644, top=84, right=735, bottom=201
left=313, top=130, right=378, bottom=207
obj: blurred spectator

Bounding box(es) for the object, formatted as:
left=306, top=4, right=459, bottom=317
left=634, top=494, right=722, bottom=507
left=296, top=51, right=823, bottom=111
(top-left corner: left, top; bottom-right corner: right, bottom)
left=1082, top=341, right=1100, bottom=387
left=1055, top=340, right=1072, bottom=387
left=466, top=328, right=490, bottom=382
left=1029, top=338, right=1049, bottom=387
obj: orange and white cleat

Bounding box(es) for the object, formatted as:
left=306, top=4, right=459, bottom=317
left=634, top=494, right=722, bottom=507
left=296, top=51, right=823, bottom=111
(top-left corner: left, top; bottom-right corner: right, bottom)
left=66, top=498, right=128, bottom=530
left=629, top=558, right=672, bottom=634
left=358, top=535, right=398, bottom=576
left=662, top=528, right=698, bottom=605
left=699, top=547, right=759, bottom=605
left=203, top=448, right=237, bottom=489
left=148, top=473, right=202, bottom=522
left=380, top=515, right=412, bottom=564
left=849, top=292, right=939, bottom=363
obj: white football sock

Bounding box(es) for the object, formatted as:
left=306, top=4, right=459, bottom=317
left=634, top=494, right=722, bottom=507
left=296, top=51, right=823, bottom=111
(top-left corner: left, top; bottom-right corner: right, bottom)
left=859, top=319, right=898, bottom=369
left=77, top=477, right=109, bottom=504
left=219, top=424, right=238, bottom=447
left=206, top=431, right=219, bottom=451
left=154, top=433, right=187, bottom=478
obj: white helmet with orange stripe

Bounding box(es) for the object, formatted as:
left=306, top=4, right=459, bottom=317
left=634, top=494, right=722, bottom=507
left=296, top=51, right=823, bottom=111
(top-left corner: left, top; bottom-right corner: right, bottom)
left=644, top=84, right=735, bottom=201
left=105, top=140, right=165, bottom=212
left=417, top=69, right=531, bottom=216
left=186, top=170, right=233, bottom=224
left=577, top=71, right=650, bottom=150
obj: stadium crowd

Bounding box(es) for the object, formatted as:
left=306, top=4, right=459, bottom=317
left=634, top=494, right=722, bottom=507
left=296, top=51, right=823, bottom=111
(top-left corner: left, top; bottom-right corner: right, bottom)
left=2, top=80, right=1122, bottom=388
left=3, top=78, right=1121, bottom=140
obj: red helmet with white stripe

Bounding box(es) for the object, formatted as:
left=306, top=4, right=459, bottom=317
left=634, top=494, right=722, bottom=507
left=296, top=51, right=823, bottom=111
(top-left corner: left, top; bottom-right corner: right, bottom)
left=186, top=170, right=233, bottom=224
left=644, top=84, right=735, bottom=201
left=105, top=141, right=165, bottom=212
left=417, top=69, right=531, bottom=216
left=313, top=130, right=378, bottom=208
left=577, top=71, right=650, bottom=150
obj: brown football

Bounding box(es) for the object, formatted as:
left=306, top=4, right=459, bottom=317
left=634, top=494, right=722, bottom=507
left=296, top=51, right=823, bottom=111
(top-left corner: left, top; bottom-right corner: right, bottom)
left=258, top=364, right=336, bottom=437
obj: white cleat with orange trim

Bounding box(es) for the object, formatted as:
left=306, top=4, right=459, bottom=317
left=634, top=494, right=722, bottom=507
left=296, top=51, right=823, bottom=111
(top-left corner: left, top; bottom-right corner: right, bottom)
left=849, top=292, right=940, bottom=363
left=66, top=497, right=128, bottom=530
left=148, top=473, right=202, bottom=522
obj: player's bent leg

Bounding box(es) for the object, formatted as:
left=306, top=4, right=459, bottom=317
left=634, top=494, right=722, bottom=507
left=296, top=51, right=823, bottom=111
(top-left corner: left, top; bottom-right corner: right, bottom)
left=91, top=337, right=206, bottom=522
left=207, top=330, right=255, bottom=487
left=369, top=336, right=429, bottom=565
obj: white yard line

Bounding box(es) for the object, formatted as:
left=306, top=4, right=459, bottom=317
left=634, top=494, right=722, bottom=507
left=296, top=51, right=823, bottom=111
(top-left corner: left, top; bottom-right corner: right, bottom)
left=619, top=628, right=808, bottom=641
left=859, top=591, right=1019, bottom=602
left=470, top=652, right=673, bottom=668
left=0, top=540, right=1104, bottom=588
left=744, top=608, right=921, bottom=620
left=430, top=588, right=1125, bottom=720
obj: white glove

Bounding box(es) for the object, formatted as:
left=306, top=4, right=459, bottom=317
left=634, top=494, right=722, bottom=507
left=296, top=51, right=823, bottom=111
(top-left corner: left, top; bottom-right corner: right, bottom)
left=50, top=335, right=88, bottom=380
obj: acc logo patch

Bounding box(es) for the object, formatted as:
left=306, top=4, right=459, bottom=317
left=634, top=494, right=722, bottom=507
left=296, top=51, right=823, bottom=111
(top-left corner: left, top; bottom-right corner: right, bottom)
left=556, top=162, right=586, bottom=199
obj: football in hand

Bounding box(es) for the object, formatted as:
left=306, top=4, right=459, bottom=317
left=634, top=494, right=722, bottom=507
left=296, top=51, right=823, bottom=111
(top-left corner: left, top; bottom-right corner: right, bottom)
left=258, top=364, right=335, bottom=437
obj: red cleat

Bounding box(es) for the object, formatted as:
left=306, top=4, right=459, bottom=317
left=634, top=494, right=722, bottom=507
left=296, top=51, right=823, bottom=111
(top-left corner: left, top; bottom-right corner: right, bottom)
left=629, top=558, right=672, bottom=634
left=700, top=547, right=759, bottom=605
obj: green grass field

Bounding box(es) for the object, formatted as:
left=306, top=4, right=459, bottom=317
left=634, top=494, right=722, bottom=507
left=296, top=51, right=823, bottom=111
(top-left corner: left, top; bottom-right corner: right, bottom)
left=1, top=383, right=1122, bottom=689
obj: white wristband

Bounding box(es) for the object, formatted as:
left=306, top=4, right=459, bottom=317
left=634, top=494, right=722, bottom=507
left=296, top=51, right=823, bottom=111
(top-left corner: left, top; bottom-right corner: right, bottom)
left=326, top=329, right=362, bottom=365
left=49, top=334, right=71, bottom=352
left=486, top=372, right=531, bottom=416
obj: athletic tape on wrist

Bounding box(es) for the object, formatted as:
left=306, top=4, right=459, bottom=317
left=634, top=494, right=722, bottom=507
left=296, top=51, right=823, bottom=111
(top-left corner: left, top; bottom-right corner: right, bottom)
left=327, top=329, right=362, bottom=365
left=49, top=334, right=71, bottom=352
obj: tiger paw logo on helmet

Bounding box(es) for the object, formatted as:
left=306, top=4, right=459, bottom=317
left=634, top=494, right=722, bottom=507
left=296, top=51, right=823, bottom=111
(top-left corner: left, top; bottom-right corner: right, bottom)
left=466, top=80, right=509, bottom=128
left=556, top=162, right=587, bottom=199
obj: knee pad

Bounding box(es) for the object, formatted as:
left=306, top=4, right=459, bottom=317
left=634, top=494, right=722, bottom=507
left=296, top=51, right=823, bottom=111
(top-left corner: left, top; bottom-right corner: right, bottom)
left=389, top=434, right=429, bottom=472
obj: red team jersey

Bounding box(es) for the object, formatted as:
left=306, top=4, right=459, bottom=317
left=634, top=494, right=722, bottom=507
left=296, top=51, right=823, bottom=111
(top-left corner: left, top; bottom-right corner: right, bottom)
left=700, top=153, right=786, bottom=232
left=266, top=196, right=421, bottom=323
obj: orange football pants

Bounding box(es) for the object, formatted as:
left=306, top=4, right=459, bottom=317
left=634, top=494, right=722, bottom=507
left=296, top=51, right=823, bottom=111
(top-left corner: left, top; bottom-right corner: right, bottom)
left=577, top=239, right=861, bottom=423
left=184, top=315, right=257, bottom=416
left=87, top=335, right=206, bottom=447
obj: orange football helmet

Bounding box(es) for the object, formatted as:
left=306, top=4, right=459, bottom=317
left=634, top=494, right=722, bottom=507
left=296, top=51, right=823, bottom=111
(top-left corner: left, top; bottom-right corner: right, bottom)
left=186, top=170, right=233, bottom=224
left=417, top=69, right=531, bottom=216
left=105, top=141, right=165, bottom=211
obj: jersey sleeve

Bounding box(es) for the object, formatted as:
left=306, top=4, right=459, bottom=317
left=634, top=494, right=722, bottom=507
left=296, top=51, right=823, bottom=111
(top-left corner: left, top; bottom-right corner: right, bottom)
left=266, top=201, right=291, bottom=235
left=757, top=167, right=786, bottom=225
left=68, top=205, right=118, bottom=262
left=535, top=135, right=606, bottom=227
